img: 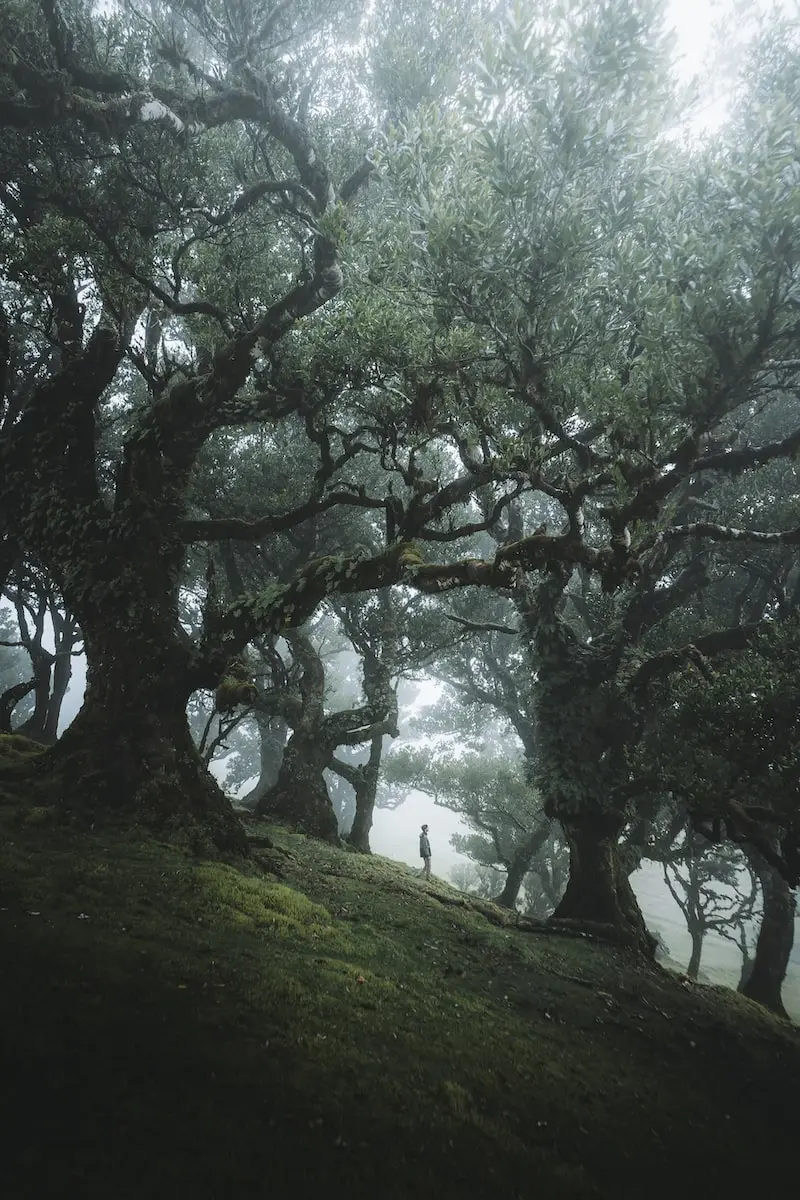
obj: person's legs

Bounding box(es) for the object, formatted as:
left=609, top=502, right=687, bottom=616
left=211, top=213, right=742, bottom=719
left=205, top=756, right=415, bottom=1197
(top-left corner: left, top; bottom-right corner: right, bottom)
left=423, top=856, right=431, bottom=880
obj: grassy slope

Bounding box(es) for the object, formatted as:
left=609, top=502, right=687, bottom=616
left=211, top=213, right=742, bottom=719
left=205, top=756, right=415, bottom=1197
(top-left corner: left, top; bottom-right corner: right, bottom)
left=1, top=781, right=798, bottom=1197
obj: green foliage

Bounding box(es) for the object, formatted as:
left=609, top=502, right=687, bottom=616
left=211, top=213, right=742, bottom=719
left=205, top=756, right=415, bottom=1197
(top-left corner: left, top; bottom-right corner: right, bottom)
left=643, top=617, right=800, bottom=821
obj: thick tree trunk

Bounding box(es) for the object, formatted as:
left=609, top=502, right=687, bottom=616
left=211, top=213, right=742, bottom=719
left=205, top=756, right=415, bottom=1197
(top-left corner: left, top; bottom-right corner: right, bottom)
left=739, top=850, right=796, bottom=1017
left=530, top=606, right=652, bottom=949
left=33, top=617, right=247, bottom=854
left=553, top=812, right=654, bottom=950
left=256, top=731, right=339, bottom=842
left=686, top=923, right=704, bottom=980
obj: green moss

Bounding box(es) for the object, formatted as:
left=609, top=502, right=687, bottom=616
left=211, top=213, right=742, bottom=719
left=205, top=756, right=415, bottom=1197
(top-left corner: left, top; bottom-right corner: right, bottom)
left=0, top=732, right=46, bottom=787
left=194, top=865, right=338, bottom=939
left=20, top=804, right=57, bottom=826
left=0, top=796, right=797, bottom=1199
left=0, top=733, right=45, bottom=758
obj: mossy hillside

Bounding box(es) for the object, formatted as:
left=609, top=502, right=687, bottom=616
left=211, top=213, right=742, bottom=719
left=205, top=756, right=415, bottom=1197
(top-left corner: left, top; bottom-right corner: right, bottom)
left=0, top=731, right=46, bottom=777
left=0, top=796, right=797, bottom=1199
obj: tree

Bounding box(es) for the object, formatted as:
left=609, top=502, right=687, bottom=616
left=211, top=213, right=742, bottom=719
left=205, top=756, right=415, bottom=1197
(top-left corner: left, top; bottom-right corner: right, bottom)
left=450, top=859, right=503, bottom=901
left=1, top=0, right=592, bottom=849
left=254, top=610, right=397, bottom=839
left=738, top=845, right=796, bottom=1018
left=384, top=713, right=552, bottom=910
left=662, top=834, right=757, bottom=980
left=1, top=563, right=81, bottom=742
left=0, top=0, right=522, bottom=846
left=377, top=1, right=800, bottom=943
left=329, top=591, right=400, bottom=851
left=0, top=604, right=32, bottom=731
left=643, top=618, right=800, bottom=889
left=2, top=0, right=799, bottom=943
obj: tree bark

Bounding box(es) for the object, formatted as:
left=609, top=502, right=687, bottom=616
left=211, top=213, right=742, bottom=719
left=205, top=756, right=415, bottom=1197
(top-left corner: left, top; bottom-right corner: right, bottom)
left=27, top=598, right=247, bottom=854
left=525, top=573, right=654, bottom=949
left=16, top=652, right=52, bottom=741
left=344, top=734, right=383, bottom=853
left=686, top=921, right=704, bottom=980
left=17, top=646, right=73, bottom=744
left=256, top=730, right=339, bottom=842
left=496, top=855, right=529, bottom=910
left=0, top=678, right=37, bottom=734
left=240, top=714, right=288, bottom=809
left=495, top=822, right=551, bottom=909
left=739, top=849, right=796, bottom=1017
left=738, top=936, right=754, bottom=990
left=43, top=645, right=73, bottom=742
left=552, top=811, right=655, bottom=949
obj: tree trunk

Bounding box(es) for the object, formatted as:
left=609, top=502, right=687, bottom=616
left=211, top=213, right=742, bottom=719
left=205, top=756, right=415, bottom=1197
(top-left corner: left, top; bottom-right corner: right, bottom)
left=240, top=714, right=288, bottom=809
left=738, top=931, right=754, bottom=990
left=33, top=616, right=247, bottom=855
left=16, top=651, right=52, bottom=742
left=346, top=734, right=382, bottom=854
left=495, top=822, right=551, bottom=909
left=739, top=850, right=796, bottom=1017
left=44, top=645, right=73, bottom=742
left=18, top=647, right=72, bottom=745
left=552, top=812, right=655, bottom=950
left=0, top=678, right=37, bottom=734
left=256, top=730, right=339, bottom=842
left=496, top=854, right=529, bottom=910
left=530, top=610, right=651, bottom=949
left=686, top=922, right=704, bottom=980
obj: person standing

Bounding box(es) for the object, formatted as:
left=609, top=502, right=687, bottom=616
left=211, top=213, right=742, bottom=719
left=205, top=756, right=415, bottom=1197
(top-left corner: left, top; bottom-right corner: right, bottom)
left=419, top=824, right=431, bottom=880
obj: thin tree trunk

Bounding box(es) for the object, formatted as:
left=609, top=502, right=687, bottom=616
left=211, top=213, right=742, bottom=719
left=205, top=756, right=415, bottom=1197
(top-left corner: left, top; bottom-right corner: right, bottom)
left=686, top=922, right=704, bottom=980
left=738, top=948, right=754, bottom=990
left=495, top=822, right=551, bottom=909
left=43, top=646, right=73, bottom=742
left=345, top=734, right=383, bottom=853
left=739, top=848, right=796, bottom=1017
left=240, top=714, right=287, bottom=809
left=17, top=652, right=52, bottom=741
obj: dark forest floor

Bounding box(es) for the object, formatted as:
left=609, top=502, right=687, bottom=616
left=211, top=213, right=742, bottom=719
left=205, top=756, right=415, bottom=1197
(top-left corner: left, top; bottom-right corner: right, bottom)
left=1, top=771, right=798, bottom=1197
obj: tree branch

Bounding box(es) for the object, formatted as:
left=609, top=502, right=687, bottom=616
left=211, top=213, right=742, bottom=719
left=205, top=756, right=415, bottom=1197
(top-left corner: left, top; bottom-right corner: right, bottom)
left=179, top=489, right=385, bottom=542
left=630, top=623, right=761, bottom=694
left=444, top=614, right=520, bottom=636
left=651, top=521, right=800, bottom=549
